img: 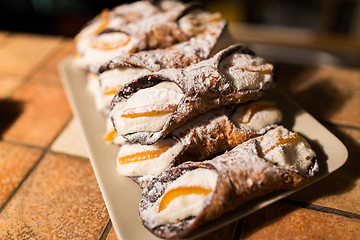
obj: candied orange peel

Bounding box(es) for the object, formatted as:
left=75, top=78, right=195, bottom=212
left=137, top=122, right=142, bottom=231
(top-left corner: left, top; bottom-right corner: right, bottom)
left=74, top=10, right=110, bottom=43
left=158, top=186, right=212, bottom=212
left=240, top=63, right=274, bottom=74
left=104, top=129, right=117, bottom=142
left=120, top=104, right=177, bottom=118
left=263, top=133, right=300, bottom=154
left=103, top=84, right=122, bottom=95
left=118, top=147, right=169, bottom=165
left=91, top=33, right=130, bottom=51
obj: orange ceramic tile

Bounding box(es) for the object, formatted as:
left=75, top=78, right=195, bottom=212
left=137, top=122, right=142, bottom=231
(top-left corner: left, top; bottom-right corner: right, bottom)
left=3, top=81, right=72, bottom=147
left=288, top=125, right=360, bottom=214
left=0, top=74, right=25, bottom=98
left=105, top=221, right=237, bottom=240
left=196, top=222, right=237, bottom=240
left=0, top=141, right=42, bottom=206
left=276, top=64, right=360, bottom=127
left=31, top=39, right=75, bottom=84
left=0, top=33, right=62, bottom=76
left=0, top=152, right=109, bottom=239
left=239, top=202, right=360, bottom=240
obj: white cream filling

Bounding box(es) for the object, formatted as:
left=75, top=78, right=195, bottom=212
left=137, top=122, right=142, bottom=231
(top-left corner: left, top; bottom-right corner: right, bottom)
left=219, top=53, right=272, bottom=90
left=231, top=103, right=282, bottom=132
left=116, top=138, right=184, bottom=176
left=76, top=20, right=107, bottom=56
left=178, top=10, right=222, bottom=36
left=104, top=116, right=126, bottom=145
left=86, top=73, right=111, bottom=112
left=158, top=0, right=186, bottom=11
left=81, top=32, right=139, bottom=68
left=99, top=67, right=151, bottom=95
left=86, top=73, right=99, bottom=96
left=76, top=15, right=127, bottom=56
left=259, top=126, right=316, bottom=174
left=99, top=67, right=151, bottom=110
left=143, top=168, right=218, bottom=228
left=111, top=81, right=184, bottom=135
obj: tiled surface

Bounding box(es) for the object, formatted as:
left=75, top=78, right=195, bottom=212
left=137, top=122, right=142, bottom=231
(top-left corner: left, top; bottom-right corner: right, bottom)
left=0, top=32, right=359, bottom=240
left=0, top=141, right=43, bottom=206
left=239, top=202, right=360, bottom=239
left=0, top=153, right=109, bottom=239
left=275, top=64, right=360, bottom=127
left=0, top=74, right=24, bottom=98
left=0, top=33, right=61, bottom=76
left=51, top=118, right=89, bottom=158
left=31, top=39, right=75, bottom=85
left=3, top=81, right=72, bottom=147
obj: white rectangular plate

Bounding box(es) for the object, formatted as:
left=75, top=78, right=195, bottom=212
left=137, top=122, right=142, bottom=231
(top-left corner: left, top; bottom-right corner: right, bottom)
left=59, top=57, right=348, bottom=240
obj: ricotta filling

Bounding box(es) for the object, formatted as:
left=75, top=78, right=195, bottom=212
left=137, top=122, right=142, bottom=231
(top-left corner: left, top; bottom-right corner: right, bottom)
left=111, top=81, right=184, bottom=135
left=86, top=73, right=111, bottom=113
left=116, top=138, right=184, bottom=176
left=104, top=116, right=126, bottom=145
left=231, top=101, right=282, bottom=132
left=75, top=10, right=110, bottom=56
left=99, top=67, right=151, bottom=109
left=178, top=10, right=222, bottom=36
left=259, top=126, right=316, bottom=174
left=81, top=32, right=139, bottom=68
left=219, top=53, right=273, bottom=90
left=143, top=168, right=218, bottom=228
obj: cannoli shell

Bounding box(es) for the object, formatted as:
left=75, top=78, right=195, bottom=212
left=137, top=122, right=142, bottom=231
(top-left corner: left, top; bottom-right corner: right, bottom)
left=140, top=139, right=318, bottom=239
left=129, top=106, right=259, bottom=185
left=111, top=44, right=271, bottom=144
left=99, top=19, right=228, bottom=73
left=170, top=106, right=258, bottom=164
left=106, top=2, right=204, bottom=51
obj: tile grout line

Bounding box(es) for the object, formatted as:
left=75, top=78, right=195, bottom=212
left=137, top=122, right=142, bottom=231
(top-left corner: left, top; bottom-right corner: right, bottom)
left=46, top=115, right=74, bottom=149
left=23, top=36, right=68, bottom=81
left=0, top=115, right=74, bottom=214
left=1, top=36, right=68, bottom=101
left=280, top=198, right=360, bottom=220
left=0, top=114, right=72, bottom=152
left=99, top=219, right=113, bottom=240
left=0, top=150, right=46, bottom=215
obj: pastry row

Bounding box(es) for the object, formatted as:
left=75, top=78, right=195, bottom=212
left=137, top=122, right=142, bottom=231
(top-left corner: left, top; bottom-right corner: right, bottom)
left=73, top=1, right=319, bottom=239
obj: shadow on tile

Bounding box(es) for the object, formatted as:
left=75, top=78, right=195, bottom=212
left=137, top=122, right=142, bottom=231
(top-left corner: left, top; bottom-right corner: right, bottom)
left=239, top=202, right=297, bottom=239
left=290, top=80, right=348, bottom=122
left=275, top=64, right=349, bottom=123
left=0, top=99, right=23, bottom=136
left=313, top=125, right=359, bottom=195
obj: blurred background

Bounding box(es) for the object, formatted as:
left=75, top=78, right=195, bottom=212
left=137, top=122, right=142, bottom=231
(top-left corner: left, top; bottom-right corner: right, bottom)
left=0, top=0, right=359, bottom=66
left=0, top=0, right=359, bottom=37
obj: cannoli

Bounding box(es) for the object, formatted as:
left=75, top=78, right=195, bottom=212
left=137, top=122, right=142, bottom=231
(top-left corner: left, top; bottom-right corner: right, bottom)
left=115, top=100, right=282, bottom=177
left=110, top=44, right=274, bottom=145
left=74, top=0, right=161, bottom=69
left=77, top=1, right=220, bottom=70
left=92, top=18, right=227, bottom=114
left=139, top=126, right=318, bottom=239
